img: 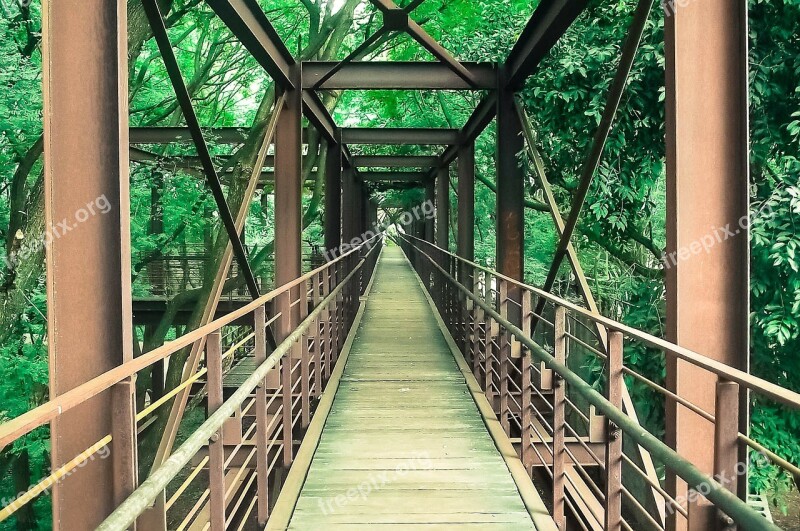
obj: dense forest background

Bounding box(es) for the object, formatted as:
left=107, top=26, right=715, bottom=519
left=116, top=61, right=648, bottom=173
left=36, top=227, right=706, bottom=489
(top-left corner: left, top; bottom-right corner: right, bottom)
left=0, top=0, right=798, bottom=528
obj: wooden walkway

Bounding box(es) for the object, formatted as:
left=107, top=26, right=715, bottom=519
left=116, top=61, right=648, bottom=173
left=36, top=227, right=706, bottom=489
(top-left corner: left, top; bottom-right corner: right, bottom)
left=278, top=245, right=554, bottom=530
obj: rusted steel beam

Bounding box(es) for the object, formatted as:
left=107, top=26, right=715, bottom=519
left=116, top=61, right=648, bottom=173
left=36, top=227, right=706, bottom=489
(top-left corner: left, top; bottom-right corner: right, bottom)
left=456, top=142, right=475, bottom=263
left=42, top=0, right=133, bottom=527
left=504, top=0, right=589, bottom=90
left=342, top=166, right=359, bottom=243
left=360, top=171, right=426, bottom=183
left=275, top=66, right=304, bottom=330
left=324, top=140, right=343, bottom=256
left=142, top=0, right=260, bottom=299
left=495, top=76, right=525, bottom=284
left=308, top=30, right=391, bottom=90
left=353, top=155, right=439, bottom=168
left=130, top=126, right=250, bottom=144
left=424, top=178, right=435, bottom=243
left=206, top=0, right=295, bottom=88
left=533, top=0, right=652, bottom=328
left=302, top=61, right=495, bottom=90
left=342, top=128, right=459, bottom=145
left=664, top=0, right=750, bottom=522
left=302, top=91, right=337, bottom=144
left=436, top=165, right=450, bottom=249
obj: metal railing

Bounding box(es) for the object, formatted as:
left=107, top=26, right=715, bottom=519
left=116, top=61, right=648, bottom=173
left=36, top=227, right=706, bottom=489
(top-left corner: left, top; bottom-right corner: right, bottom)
left=0, top=235, right=383, bottom=530
left=400, top=234, right=798, bottom=531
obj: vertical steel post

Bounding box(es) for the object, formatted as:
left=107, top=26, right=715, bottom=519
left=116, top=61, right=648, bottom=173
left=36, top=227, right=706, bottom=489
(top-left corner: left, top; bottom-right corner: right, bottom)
left=275, top=66, right=303, bottom=328
left=207, top=332, right=225, bottom=531
left=457, top=141, right=475, bottom=306
left=42, top=1, right=133, bottom=528
left=552, top=306, right=567, bottom=528
left=496, top=75, right=525, bottom=288
left=324, top=140, right=342, bottom=258
left=425, top=178, right=436, bottom=243
left=605, top=330, right=624, bottom=530
left=254, top=307, right=269, bottom=525
left=714, top=380, right=740, bottom=521
left=664, top=0, right=749, bottom=526
left=436, top=164, right=450, bottom=249
left=342, top=166, right=358, bottom=243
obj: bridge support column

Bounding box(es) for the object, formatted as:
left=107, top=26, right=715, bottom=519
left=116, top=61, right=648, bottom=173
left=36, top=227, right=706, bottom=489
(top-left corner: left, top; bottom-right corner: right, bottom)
left=436, top=165, right=450, bottom=249
left=457, top=143, right=475, bottom=264
left=42, top=1, right=135, bottom=528
left=425, top=177, right=436, bottom=243
left=342, top=166, right=357, bottom=244
left=275, top=65, right=303, bottom=329
left=496, top=80, right=525, bottom=287
left=664, top=0, right=749, bottom=528
left=324, top=139, right=342, bottom=258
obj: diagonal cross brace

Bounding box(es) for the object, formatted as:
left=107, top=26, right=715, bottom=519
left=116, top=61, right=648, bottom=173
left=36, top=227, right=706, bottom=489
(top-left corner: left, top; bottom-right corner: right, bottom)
left=531, top=0, right=654, bottom=333
left=142, top=0, right=260, bottom=300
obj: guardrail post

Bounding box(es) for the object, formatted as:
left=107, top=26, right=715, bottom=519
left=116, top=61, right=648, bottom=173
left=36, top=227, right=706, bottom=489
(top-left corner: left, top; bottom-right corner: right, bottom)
left=499, top=280, right=511, bottom=433
left=714, top=379, right=740, bottom=529
left=313, top=272, right=324, bottom=398
left=300, top=280, right=311, bottom=428
left=279, top=292, right=294, bottom=467
left=254, top=306, right=270, bottom=525
left=605, top=330, right=624, bottom=531
left=111, top=380, right=137, bottom=508
left=206, top=332, right=225, bottom=531
left=520, top=291, right=533, bottom=472
left=553, top=306, right=567, bottom=528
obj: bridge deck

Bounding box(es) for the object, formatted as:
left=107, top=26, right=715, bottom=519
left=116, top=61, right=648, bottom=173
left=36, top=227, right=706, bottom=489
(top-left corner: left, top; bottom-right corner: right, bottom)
left=282, top=246, right=553, bottom=529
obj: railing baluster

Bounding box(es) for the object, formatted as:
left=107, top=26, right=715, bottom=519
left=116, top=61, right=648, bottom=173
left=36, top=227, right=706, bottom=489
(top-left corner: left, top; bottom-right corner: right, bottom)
left=714, top=379, right=740, bottom=529
left=111, top=379, right=137, bottom=507
left=499, top=279, right=511, bottom=433
left=521, top=291, right=533, bottom=472
left=280, top=292, right=294, bottom=467
left=253, top=306, right=270, bottom=525
left=206, top=331, right=225, bottom=531
left=605, top=330, right=624, bottom=530
left=553, top=306, right=567, bottom=529
left=300, top=280, right=311, bottom=428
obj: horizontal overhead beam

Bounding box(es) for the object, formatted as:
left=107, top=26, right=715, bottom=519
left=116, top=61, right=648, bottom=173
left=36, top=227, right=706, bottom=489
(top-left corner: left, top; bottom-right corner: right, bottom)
left=130, top=127, right=310, bottom=144
left=206, top=0, right=295, bottom=88
left=353, top=155, right=439, bottom=168
left=342, top=128, right=459, bottom=145
left=505, top=0, right=588, bottom=89
left=301, top=62, right=496, bottom=90
left=360, top=171, right=426, bottom=183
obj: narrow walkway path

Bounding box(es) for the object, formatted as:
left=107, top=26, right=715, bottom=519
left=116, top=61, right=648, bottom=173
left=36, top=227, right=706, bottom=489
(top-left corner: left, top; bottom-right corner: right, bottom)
left=286, top=246, right=548, bottom=529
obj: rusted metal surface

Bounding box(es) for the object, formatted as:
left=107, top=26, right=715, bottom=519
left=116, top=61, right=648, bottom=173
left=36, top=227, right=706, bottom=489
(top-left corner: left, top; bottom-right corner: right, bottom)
left=664, top=0, right=750, bottom=522
left=496, top=73, right=525, bottom=284
left=303, top=61, right=495, bottom=90
left=42, top=0, right=133, bottom=527
left=605, top=331, right=624, bottom=530
left=436, top=165, right=450, bottom=249
left=425, top=178, right=436, bottom=243
left=324, top=141, right=342, bottom=255
left=456, top=142, right=475, bottom=265
left=342, top=127, right=459, bottom=145
left=354, top=155, right=439, bottom=168
left=206, top=0, right=295, bottom=87
left=361, top=171, right=426, bottom=183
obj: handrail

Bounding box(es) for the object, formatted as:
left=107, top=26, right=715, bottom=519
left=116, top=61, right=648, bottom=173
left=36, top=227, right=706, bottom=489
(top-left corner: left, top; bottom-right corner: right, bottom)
left=96, top=246, right=377, bottom=530
left=0, top=234, right=381, bottom=450
left=402, top=233, right=800, bottom=410
left=400, top=235, right=781, bottom=531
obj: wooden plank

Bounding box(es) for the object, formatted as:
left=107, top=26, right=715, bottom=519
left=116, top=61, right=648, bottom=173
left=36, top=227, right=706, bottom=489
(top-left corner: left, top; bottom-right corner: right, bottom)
left=273, top=247, right=556, bottom=529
